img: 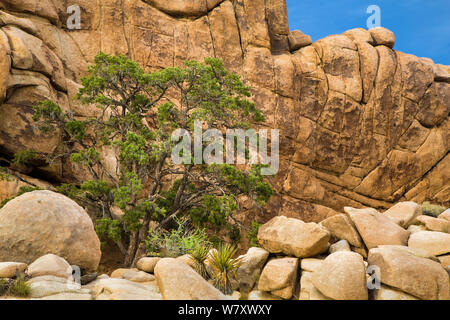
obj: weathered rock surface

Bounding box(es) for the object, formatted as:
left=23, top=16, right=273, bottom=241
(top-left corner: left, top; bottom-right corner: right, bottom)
left=0, top=1, right=447, bottom=226
left=258, top=257, right=298, bottom=300
left=329, top=240, right=351, bottom=254
left=439, top=209, right=450, bottom=222
left=27, top=275, right=89, bottom=298
left=408, top=231, right=450, bottom=256
left=90, top=278, right=161, bottom=300
left=233, top=247, right=269, bottom=293
left=0, top=190, right=101, bottom=271
left=27, top=254, right=72, bottom=279
left=372, top=286, right=419, bottom=300
left=345, top=207, right=410, bottom=249
left=312, top=251, right=368, bottom=300
left=321, top=214, right=363, bottom=247
left=136, top=257, right=161, bottom=274
left=0, top=262, right=27, bottom=278
left=368, top=245, right=450, bottom=300
left=299, top=271, right=332, bottom=300
left=111, top=268, right=155, bottom=283
left=415, top=215, right=450, bottom=233
left=154, top=258, right=227, bottom=300
left=258, top=216, right=330, bottom=258
left=384, top=202, right=422, bottom=228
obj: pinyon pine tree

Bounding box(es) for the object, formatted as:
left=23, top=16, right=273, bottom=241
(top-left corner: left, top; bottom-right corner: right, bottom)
left=23, top=53, right=273, bottom=266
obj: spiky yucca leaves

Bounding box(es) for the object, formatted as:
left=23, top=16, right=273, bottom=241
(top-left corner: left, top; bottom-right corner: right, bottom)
left=209, top=244, right=242, bottom=295
left=189, top=244, right=211, bottom=280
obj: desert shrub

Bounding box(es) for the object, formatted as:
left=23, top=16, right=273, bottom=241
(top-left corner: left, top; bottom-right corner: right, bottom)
left=209, top=243, right=242, bottom=295
left=422, top=201, right=446, bottom=217
left=188, top=243, right=211, bottom=280
left=145, top=217, right=211, bottom=257
left=0, top=278, right=31, bottom=297
left=247, top=221, right=262, bottom=247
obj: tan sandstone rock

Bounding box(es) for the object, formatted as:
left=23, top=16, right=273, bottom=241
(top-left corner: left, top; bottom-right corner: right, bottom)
left=0, top=190, right=101, bottom=271
left=27, top=254, right=72, bottom=279
left=288, top=30, right=312, bottom=52
left=415, top=215, right=450, bottom=233
left=384, top=201, right=422, bottom=228
left=345, top=207, right=410, bottom=249
left=299, top=271, right=332, bottom=300
left=233, top=247, right=269, bottom=293
left=439, top=209, right=450, bottom=222
left=368, top=245, right=450, bottom=300
left=155, top=258, right=226, bottom=300
left=258, top=257, right=298, bottom=300
left=372, top=286, right=419, bottom=300
left=369, top=27, right=395, bottom=48
left=136, top=257, right=161, bottom=274
left=258, top=216, right=330, bottom=258
left=0, top=262, right=27, bottom=278
left=408, top=231, right=450, bottom=256
left=312, top=251, right=368, bottom=300
left=111, top=268, right=155, bottom=283
left=320, top=214, right=363, bottom=247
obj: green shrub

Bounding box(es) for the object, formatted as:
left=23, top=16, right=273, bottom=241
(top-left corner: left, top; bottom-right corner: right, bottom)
left=0, top=278, right=31, bottom=297
left=422, top=202, right=446, bottom=217
left=247, top=221, right=262, bottom=247
left=145, top=217, right=211, bottom=257
left=188, top=244, right=211, bottom=280
left=209, top=243, right=242, bottom=295
left=8, top=278, right=31, bottom=297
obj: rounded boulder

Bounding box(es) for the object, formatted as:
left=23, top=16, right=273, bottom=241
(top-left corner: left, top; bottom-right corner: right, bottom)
left=0, top=190, right=101, bottom=271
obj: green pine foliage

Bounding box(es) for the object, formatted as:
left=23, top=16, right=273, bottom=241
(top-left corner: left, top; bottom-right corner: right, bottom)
left=24, top=52, right=274, bottom=265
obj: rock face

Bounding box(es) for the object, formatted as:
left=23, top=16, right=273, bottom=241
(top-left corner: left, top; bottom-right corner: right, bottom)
left=233, top=247, right=269, bottom=293
left=312, top=251, right=368, bottom=300
left=154, top=258, right=227, bottom=300
left=258, top=257, right=298, bottom=299
left=0, top=190, right=101, bottom=271
left=368, top=245, right=450, bottom=300
left=345, top=207, right=410, bottom=249
left=258, top=216, right=330, bottom=258
left=0, top=0, right=448, bottom=224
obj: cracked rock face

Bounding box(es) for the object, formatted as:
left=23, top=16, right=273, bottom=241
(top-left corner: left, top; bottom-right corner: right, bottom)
left=0, top=0, right=448, bottom=222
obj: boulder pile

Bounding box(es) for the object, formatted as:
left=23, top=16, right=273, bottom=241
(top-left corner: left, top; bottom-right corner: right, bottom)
left=1, top=193, right=449, bottom=300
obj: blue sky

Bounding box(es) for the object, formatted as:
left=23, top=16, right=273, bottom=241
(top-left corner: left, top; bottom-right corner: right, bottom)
left=286, top=0, right=450, bottom=65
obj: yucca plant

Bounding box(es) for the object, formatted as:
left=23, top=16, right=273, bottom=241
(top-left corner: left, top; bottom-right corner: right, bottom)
left=209, top=243, right=242, bottom=295
left=189, top=244, right=211, bottom=280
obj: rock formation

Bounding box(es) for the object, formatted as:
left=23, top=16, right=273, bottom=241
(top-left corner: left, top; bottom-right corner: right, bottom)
left=0, top=0, right=448, bottom=225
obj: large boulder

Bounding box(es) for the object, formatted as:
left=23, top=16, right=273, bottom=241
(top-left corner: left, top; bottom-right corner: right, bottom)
left=320, top=214, right=363, bottom=248
left=408, top=231, right=450, bottom=256
left=154, top=258, right=227, bottom=300
left=0, top=191, right=101, bottom=271
left=383, top=202, right=422, bottom=228
left=345, top=207, right=410, bottom=249
left=312, top=251, right=368, bottom=300
left=258, top=257, right=299, bottom=300
left=368, top=245, right=450, bottom=300
left=27, top=254, right=72, bottom=279
left=257, top=216, right=330, bottom=258
left=233, top=247, right=269, bottom=293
